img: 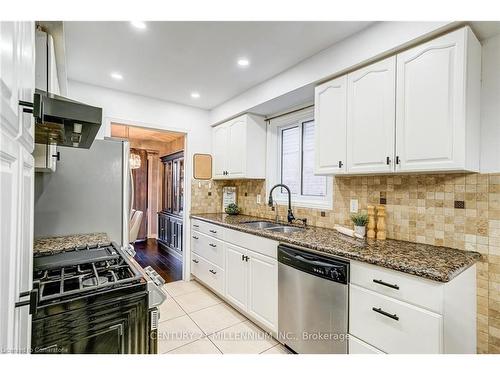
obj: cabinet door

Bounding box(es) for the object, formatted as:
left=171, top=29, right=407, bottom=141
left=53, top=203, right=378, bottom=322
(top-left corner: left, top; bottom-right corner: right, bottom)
left=0, top=22, right=21, bottom=139
left=17, top=22, right=35, bottom=153
left=14, top=149, right=34, bottom=352
left=0, top=133, right=20, bottom=352
left=395, top=29, right=465, bottom=172
left=247, top=251, right=278, bottom=332
left=227, top=118, right=246, bottom=178
left=347, top=57, right=396, bottom=174
left=212, top=124, right=228, bottom=179
left=314, top=75, right=347, bottom=174
left=224, top=243, right=247, bottom=311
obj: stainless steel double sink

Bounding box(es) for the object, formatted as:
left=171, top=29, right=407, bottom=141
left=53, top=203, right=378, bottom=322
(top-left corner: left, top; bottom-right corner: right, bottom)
left=241, top=221, right=305, bottom=233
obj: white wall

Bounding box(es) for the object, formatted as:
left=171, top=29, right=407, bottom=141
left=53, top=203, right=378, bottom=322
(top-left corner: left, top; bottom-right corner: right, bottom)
left=210, top=21, right=456, bottom=125
left=67, top=80, right=211, bottom=280
left=480, top=33, right=500, bottom=172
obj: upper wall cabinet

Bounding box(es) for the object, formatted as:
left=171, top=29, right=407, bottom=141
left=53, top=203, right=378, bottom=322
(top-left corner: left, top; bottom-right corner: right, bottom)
left=212, top=114, right=266, bottom=180
left=313, top=26, right=481, bottom=175
left=314, top=75, right=347, bottom=175
left=347, top=56, right=396, bottom=174
left=395, top=27, right=481, bottom=173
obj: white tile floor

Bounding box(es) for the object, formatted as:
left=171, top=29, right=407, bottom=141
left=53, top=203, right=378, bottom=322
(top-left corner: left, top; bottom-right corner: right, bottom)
left=157, top=280, right=291, bottom=354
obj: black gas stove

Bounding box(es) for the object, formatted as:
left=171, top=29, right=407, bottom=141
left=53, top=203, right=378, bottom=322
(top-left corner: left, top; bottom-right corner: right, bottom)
left=31, top=242, right=154, bottom=354
left=33, top=243, right=143, bottom=305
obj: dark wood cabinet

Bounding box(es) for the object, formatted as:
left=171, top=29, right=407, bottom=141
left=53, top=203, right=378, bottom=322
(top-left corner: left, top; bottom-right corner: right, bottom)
left=158, top=151, right=184, bottom=255
left=158, top=212, right=183, bottom=255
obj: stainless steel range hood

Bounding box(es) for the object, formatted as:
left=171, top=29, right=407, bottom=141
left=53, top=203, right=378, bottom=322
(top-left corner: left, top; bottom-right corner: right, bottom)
left=33, top=89, right=102, bottom=149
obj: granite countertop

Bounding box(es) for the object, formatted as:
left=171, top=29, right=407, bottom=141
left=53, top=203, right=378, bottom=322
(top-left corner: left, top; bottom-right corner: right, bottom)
left=191, top=213, right=481, bottom=282
left=33, top=232, right=110, bottom=255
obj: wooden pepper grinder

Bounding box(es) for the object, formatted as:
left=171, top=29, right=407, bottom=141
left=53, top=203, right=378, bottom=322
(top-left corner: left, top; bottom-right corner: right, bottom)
left=367, top=205, right=376, bottom=239
left=376, top=205, right=386, bottom=240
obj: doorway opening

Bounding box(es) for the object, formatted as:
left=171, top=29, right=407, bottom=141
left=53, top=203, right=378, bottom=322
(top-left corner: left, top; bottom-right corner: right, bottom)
left=111, top=123, right=185, bottom=283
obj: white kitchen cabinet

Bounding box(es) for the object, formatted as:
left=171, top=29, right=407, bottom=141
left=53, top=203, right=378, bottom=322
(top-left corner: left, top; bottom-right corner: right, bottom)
left=0, top=21, right=35, bottom=354
left=247, top=250, right=278, bottom=331
left=191, top=220, right=278, bottom=333
left=313, top=26, right=480, bottom=176
left=347, top=56, right=396, bottom=174
left=349, top=261, right=477, bottom=354
left=224, top=243, right=248, bottom=311
left=212, top=124, right=228, bottom=179
left=395, top=26, right=481, bottom=172
left=212, top=114, right=266, bottom=180
left=314, top=75, right=347, bottom=175
left=33, top=143, right=58, bottom=172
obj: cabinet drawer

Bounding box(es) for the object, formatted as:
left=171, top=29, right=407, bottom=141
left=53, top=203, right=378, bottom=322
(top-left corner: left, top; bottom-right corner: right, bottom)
left=350, top=261, right=443, bottom=313
left=349, top=335, right=384, bottom=354
left=191, top=219, right=222, bottom=239
left=349, top=285, right=442, bottom=354
left=191, top=254, right=224, bottom=295
left=191, top=231, right=224, bottom=268
left=224, top=227, right=278, bottom=259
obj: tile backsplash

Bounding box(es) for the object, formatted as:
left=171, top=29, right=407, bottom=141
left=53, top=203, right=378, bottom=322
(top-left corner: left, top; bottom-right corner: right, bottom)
left=191, top=173, right=500, bottom=354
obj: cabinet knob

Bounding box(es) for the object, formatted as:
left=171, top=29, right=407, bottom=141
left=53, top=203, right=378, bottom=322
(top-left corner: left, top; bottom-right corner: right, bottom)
left=338, top=160, right=343, bottom=168
left=192, top=259, right=199, bottom=264
left=209, top=269, right=217, bottom=275
left=192, top=236, right=198, bottom=240
left=386, top=156, right=391, bottom=165
left=209, top=230, right=217, bottom=234
left=209, top=243, right=216, bottom=248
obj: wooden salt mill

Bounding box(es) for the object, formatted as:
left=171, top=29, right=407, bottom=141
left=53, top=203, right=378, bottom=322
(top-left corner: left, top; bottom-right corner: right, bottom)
left=367, top=205, right=376, bottom=239
left=376, top=205, right=386, bottom=240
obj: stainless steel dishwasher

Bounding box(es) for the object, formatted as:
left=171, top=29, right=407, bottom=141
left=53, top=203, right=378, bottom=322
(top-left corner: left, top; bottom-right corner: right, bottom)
left=278, top=244, right=349, bottom=354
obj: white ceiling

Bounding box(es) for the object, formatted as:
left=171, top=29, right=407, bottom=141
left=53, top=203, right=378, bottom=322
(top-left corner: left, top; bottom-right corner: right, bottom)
left=64, top=21, right=373, bottom=110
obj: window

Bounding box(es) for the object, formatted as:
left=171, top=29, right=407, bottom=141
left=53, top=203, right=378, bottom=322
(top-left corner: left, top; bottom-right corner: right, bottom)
left=267, top=108, right=332, bottom=209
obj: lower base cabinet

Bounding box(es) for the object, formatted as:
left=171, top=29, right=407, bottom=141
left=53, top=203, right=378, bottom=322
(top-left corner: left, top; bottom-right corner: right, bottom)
left=191, top=219, right=278, bottom=334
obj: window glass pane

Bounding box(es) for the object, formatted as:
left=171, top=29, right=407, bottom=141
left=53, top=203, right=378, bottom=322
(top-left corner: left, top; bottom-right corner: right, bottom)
left=281, top=126, right=300, bottom=194
left=302, top=121, right=326, bottom=196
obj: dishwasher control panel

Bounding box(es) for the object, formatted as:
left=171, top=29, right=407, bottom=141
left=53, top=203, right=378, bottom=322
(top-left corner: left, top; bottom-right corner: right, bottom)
left=278, top=245, right=349, bottom=284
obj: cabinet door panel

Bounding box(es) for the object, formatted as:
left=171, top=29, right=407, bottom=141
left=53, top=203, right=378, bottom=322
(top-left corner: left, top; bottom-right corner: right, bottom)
left=212, top=125, right=228, bottom=178
left=14, top=149, right=34, bottom=351
left=247, top=251, right=277, bottom=332
left=224, top=244, right=247, bottom=311
left=396, top=30, right=465, bottom=172
left=227, top=118, right=246, bottom=177
left=347, top=57, right=396, bottom=173
left=314, top=75, right=347, bottom=174
left=0, top=134, right=20, bottom=351
left=17, top=22, right=35, bottom=153
left=0, top=22, right=21, bottom=138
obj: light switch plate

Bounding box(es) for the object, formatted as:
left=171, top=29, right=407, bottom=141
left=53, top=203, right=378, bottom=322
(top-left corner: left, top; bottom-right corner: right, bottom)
left=256, top=194, right=261, bottom=204
left=350, top=199, right=359, bottom=213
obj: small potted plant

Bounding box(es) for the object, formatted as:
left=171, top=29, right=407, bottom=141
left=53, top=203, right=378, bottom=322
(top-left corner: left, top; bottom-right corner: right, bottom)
left=351, top=212, right=369, bottom=237
left=225, top=203, right=241, bottom=215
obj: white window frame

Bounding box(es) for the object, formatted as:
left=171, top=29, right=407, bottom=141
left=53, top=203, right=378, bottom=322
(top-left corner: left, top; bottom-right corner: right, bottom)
left=266, top=107, right=333, bottom=210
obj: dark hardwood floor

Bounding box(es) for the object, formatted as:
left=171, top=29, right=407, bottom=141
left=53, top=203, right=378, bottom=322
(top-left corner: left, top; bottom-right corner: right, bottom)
left=134, top=238, right=183, bottom=283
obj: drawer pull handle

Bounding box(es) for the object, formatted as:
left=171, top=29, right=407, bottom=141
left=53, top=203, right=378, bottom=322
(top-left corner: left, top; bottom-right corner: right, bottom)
left=209, top=269, right=217, bottom=275
left=209, top=243, right=217, bottom=248
left=373, top=279, right=399, bottom=290
left=192, top=236, right=199, bottom=240
left=193, top=224, right=200, bottom=228
left=372, top=307, right=399, bottom=321
left=209, top=230, right=217, bottom=234
left=192, top=259, right=199, bottom=264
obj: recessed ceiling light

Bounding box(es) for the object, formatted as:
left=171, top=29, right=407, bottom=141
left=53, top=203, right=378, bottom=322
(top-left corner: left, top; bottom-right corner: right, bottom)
left=130, top=21, right=147, bottom=30
left=191, top=92, right=200, bottom=99
left=237, top=58, right=250, bottom=67
left=111, top=72, right=123, bottom=80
